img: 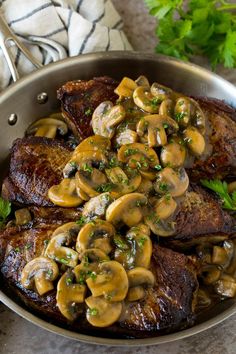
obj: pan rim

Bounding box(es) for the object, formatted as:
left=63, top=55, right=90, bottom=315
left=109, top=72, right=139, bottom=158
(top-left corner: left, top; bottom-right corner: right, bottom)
left=1, top=51, right=236, bottom=345
left=1, top=289, right=236, bottom=346
left=1, top=51, right=236, bottom=105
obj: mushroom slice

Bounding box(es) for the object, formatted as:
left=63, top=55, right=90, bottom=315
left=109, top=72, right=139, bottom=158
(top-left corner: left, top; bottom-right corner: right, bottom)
left=154, top=167, right=189, bottom=197
left=174, top=97, right=206, bottom=132
left=154, top=195, right=177, bottom=220
left=52, top=222, right=81, bottom=237
left=92, top=101, right=126, bottom=138
left=85, top=296, right=122, bottom=327
left=190, top=98, right=206, bottom=133
left=160, top=141, right=186, bottom=168
left=159, top=98, right=174, bottom=116
left=127, top=267, right=155, bottom=289
left=56, top=270, right=86, bottom=321
left=82, top=193, right=114, bottom=220
left=127, top=286, right=145, bottom=301
left=114, top=129, right=138, bottom=147
left=76, top=219, right=115, bottom=254
left=15, top=208, right=31, bottom=225
left=86, top=260, right=128, bottom=301
left=117, top=143, right=159, bottom=170
left=45, top=233, right=79, bottom=267
left=26, top=118, right=68, bottom=138
left=106, top=193, right=147, bottom=227
left=76, top=186, right=90, bottom=201
left=136, top=178, right=153, bottom=195
left=73, top=135, right=111, bottom=154
left=201, top=265, right=221, bottom=285
left=105, top=167, right=142, bottom=196
left=21, top=256, right=59, bottom=296
left=137, top=114, right=179, bottom=147
left=133, top=86, right=160, bottom=113
left=139, top=170, right=157, bottom=181
left=215, top=274, right=236, bottom=298
left=73, top=248, right=110, bottom=285
left=63, top=150, right=107, bottom=178
left=126, top=224, right=152, bottom=268
left=80, top=248, right=110, bottom=264
left=150, top=82, right=173, bottom=101
left=114, top=77, right=137, bottom=97
left=183, top=126, right=205, bottom=156
left=135, top=75, right=150, bottom=88
left=145, top=215, right=176, bottom=237
left=48, top=178, right=83, bottom=207
left=174, top=97, right=191, bottom=127
left=75, top=169, right=107, bottom=198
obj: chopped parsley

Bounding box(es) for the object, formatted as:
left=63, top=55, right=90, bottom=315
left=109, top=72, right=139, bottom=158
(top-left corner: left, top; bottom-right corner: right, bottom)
left=150, top=97, right=162, bottom=107
left=84, top=108, right=92, bottom=116
left=76, top=216, right=87, bottom=226
left=109, top=157, right=119, bottom=168
left=82, top=163, right=93, bottom=173
left=88, top=308, right=99, bottom=316
left=174, top=112, right=186, bottom=122
left=88, top=271, right=97, bottom=281
left=47, top=269, right=53, bottom=278
left=124, top=148, right=138, bottom=157
left=154, top=164, right=162, bottom=171
left=159, top=182, right=169, bottom=192
left=59, top=258, right=69, bottom=265
left=96, top=183, right=113, bottom=193
left=137, top=237, right=147, bottom=248
left=25, top=243, right=32, bottom=250
left=113, top=235, right=129, bottom=250
left=69, top=161, right=78, bottom=169
left=66, top=276, right=73, bottom=285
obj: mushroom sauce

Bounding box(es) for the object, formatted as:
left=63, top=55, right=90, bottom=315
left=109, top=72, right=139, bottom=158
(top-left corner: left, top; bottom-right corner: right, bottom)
left=16, top=76, right=236, bottom=327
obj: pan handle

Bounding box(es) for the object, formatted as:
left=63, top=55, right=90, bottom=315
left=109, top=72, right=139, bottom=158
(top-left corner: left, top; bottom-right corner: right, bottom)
left=0, top=11, right=43, bottom=82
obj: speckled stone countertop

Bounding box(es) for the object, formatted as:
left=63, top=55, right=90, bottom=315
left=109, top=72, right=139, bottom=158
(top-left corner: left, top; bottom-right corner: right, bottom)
left=1, top=1, right=236, bottom=353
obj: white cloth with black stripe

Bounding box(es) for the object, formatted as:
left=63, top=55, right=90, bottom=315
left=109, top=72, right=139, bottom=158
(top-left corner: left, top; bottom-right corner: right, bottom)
left=0, top=0, right=132, bottom=90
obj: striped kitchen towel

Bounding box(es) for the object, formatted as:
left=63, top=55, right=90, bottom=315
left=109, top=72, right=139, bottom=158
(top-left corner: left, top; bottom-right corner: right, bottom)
left=0, top=0, right=132, bottom=90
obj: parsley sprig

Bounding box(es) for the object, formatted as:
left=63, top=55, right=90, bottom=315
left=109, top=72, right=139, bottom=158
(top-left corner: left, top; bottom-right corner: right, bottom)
left=0, top=197, right=11, bottom=228
left=201, top=179, right=236, bottom=210
left=144, top=0, right=236, bottom=69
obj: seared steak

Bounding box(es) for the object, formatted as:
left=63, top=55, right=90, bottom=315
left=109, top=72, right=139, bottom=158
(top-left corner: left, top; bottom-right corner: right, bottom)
left=57, top=76, right=118, bottom=140
left=189, top=98, right=236, bottom=180
left=0, top=223, right=198, bottom=338
left=1, top=136, right=72, bottom=207
left=171, top=184, right=236, bottom=244
left=120, top=244, right=198, bottom=333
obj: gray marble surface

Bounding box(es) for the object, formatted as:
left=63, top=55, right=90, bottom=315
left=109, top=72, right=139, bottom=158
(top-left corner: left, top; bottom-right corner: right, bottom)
left=1, top=1, right=236, bottom=353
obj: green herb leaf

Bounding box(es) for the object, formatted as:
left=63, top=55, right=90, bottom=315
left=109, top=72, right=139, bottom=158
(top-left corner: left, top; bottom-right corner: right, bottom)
left=201, top=179, right=236, bottom=210
left=0, top=197, right=11, bottom=229
left=0, top=197, right=11, bottom=220
left=144, top=0, right=236, bottom=69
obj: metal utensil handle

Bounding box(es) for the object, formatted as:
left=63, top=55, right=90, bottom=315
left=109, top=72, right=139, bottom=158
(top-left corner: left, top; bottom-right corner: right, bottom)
left=0, top=11, right=43, bottom=82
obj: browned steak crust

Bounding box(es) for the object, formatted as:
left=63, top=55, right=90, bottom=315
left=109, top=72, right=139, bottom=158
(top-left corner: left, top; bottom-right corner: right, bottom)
left=1, top=137, right=72, bottom=207
left=119, top=244, right=198, bottom=332
left=190, top=98, right=236, bottom=180
left=0, top=224, right=198, bottom=337
left=173, top=184, right=236, bottom=241
left=57, top=76, right=118, bottom=140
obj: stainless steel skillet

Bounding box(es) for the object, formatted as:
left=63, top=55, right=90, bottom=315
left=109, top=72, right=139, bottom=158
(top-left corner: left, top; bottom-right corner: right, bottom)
left=1, top=12, right=236, bottom=346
